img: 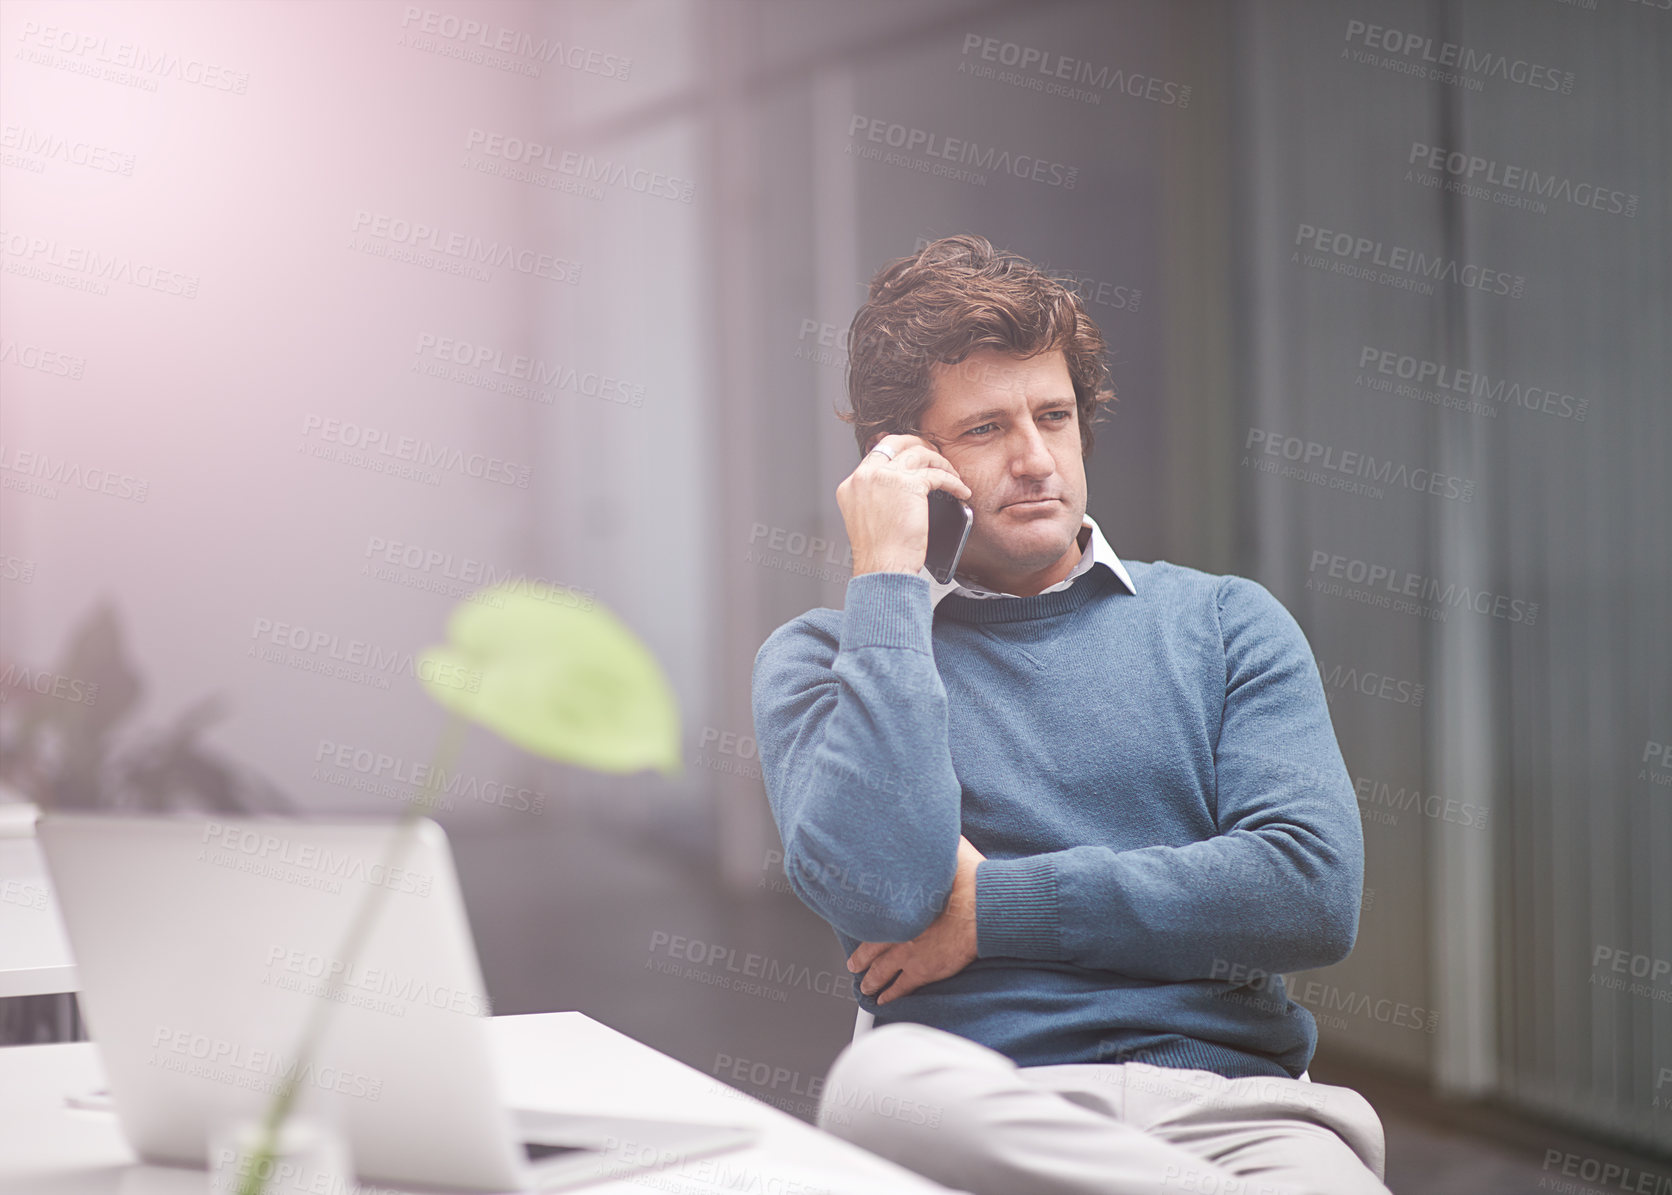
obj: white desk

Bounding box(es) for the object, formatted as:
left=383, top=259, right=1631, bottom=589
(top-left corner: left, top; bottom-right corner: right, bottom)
left=0, top=1011, right=964, bottom=1195
left=0, top=813, right=79, bottom=999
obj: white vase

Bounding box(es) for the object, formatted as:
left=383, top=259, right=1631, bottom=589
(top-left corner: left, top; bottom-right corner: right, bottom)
left=206, top=1114, right=354, bottom=1195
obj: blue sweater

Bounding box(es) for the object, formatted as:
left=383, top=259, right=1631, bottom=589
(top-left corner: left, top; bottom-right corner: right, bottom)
left=750, top=562, right=1363, bottom=1079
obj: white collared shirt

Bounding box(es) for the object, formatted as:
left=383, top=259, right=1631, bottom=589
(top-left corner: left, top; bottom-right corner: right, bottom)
left=921, top=512, right=1136, bottom=610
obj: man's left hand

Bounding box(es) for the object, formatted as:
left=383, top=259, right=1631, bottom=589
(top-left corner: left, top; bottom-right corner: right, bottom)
left=846, top=835, right=986, bottom=1005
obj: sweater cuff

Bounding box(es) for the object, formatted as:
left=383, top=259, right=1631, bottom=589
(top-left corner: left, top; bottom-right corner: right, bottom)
left=975, top=856, right=1064, bottom=960
left=840, top=571, right=933, bottom=652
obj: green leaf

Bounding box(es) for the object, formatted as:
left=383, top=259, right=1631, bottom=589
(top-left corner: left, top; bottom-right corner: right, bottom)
left=416, top=583, right=681, bottom=779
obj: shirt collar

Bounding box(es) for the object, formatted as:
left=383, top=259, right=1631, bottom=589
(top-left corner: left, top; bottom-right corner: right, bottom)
left=921, top=512, right=1136, bottom=610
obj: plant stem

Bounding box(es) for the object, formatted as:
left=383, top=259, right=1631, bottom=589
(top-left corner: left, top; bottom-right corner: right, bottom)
left=235, top=711, right=469, bottom=1195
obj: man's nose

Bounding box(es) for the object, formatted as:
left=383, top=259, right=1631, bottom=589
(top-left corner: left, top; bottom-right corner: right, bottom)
left=1010, top=422, right=1055, bottom=477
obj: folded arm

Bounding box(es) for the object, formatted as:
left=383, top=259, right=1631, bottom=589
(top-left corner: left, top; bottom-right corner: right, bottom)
left=973, top=575, right=1364, bottom=981
left=752, top=572, right=963, bottom=943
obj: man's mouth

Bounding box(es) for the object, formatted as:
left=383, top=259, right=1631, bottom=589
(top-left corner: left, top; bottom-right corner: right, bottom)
left=1003, top=497, right=1060, bottom=509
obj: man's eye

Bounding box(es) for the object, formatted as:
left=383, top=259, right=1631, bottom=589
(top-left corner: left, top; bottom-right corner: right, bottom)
left=967, top=412, right=1069, bottom=436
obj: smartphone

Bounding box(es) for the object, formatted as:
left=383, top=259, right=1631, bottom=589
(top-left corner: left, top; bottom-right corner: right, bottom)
left=925, top=489, right=974, bottom=584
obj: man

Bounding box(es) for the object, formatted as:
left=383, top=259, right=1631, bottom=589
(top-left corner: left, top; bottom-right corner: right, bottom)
left=750, top=234, right=1389, bottom=1195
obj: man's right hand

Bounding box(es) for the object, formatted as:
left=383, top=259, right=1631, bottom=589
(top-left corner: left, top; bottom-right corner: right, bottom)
left=846, top=833, right=986, bottom=1004
left=837, top=434, right=972, bottom=577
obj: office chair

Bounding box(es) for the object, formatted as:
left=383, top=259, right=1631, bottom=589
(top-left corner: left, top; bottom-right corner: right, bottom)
left=853, top=1005, right=874, bottom=1040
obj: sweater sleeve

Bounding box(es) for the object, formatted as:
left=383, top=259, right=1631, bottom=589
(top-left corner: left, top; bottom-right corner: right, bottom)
left=750, top=571, right=964, bottom=943
left=973, top=575, right=1364, bottom=981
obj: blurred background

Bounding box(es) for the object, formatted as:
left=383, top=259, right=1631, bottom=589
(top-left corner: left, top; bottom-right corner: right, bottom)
left=1, top=1, right=1667, bottom=1191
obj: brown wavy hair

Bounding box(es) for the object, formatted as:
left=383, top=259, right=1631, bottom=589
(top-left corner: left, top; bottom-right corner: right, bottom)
left=837, top=234, right=1115, bottom=459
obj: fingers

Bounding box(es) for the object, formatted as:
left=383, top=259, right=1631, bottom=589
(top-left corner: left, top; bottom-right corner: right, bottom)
left=846, top=942, right=885, bottom=973
left=859, top=957, right=908, bottom=1001
left=866, top=432, right=920, bottom=459
left=848, top=942, right=904, bottom=997
left=923, top=467, right=973, bottom=503
left=876, top=973, right=910, bottom=1004
left=859, top=447, right=972, bottom=506
left=866, top=434, right=962, bottom=481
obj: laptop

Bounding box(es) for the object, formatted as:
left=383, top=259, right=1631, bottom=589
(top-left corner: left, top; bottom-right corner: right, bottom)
left=37, top=811, right=759, bottom=1192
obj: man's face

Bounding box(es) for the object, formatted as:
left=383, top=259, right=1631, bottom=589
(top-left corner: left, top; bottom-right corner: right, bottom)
left=916, top=347, right=1087, bottom=587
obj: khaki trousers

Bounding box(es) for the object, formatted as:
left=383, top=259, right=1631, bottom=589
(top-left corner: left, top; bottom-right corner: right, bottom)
left=816, top=1022, right=1392, bottom=1195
